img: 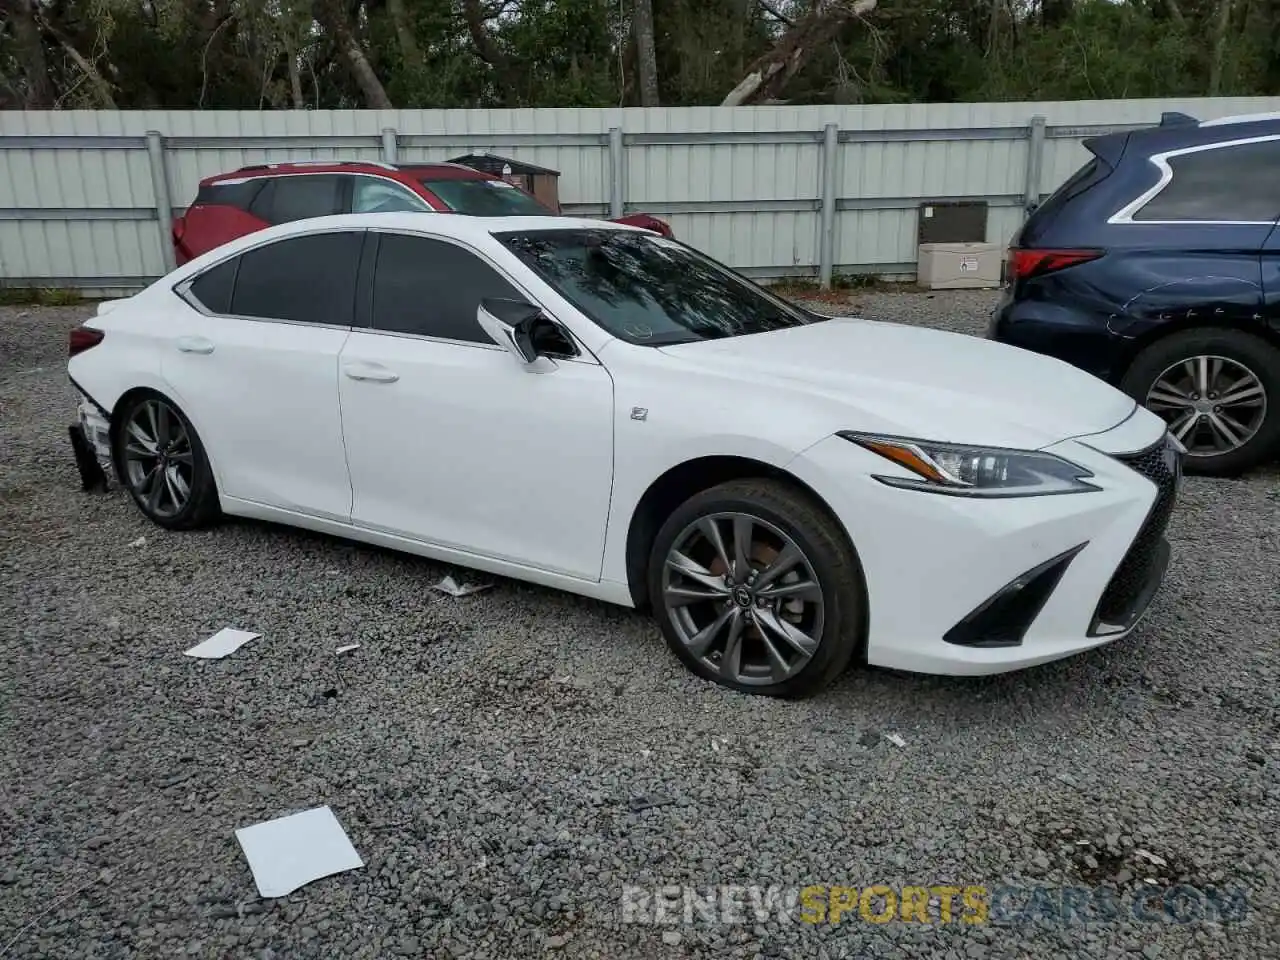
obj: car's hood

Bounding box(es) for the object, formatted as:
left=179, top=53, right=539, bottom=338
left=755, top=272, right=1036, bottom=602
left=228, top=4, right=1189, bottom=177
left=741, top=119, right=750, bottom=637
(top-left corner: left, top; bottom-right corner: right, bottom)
left=656, top=317, right=1137, bottom=449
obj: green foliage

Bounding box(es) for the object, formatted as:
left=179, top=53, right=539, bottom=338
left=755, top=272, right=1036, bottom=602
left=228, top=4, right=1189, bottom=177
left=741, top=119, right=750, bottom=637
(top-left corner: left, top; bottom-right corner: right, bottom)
left=0, top=287, right=84, bottom=306
left=2, top=0, right=1276, bottom=111
left=969, top=2, right=1201, bottom=101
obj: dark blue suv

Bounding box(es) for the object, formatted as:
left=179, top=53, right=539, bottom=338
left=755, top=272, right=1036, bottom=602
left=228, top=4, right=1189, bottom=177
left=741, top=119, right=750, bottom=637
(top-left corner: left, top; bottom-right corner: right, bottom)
left=989, top=110, right=1280, bottom=476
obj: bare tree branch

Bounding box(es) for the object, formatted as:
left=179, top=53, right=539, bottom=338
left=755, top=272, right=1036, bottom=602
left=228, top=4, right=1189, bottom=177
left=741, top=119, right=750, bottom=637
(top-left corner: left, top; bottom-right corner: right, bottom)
left=722, top=0, right=878, bottom=106
left=34, top=9, right=117, bottom=108
left=317, top=0, right=393, bottom=108
left=199, top=14, right=236, bottom=109
left=462, top=0, right=521, bottom=103
left=758, top=0, right=794, bottom=26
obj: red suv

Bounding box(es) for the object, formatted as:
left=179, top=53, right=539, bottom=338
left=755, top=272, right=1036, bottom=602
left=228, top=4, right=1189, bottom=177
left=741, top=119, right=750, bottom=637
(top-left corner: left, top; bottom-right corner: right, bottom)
left=172, top=160, right=672, bottom=265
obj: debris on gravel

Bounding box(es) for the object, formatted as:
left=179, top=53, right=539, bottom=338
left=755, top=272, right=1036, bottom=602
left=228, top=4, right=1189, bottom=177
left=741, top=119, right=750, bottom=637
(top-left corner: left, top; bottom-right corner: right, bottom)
left=2, top=294, right=1278, bottom=959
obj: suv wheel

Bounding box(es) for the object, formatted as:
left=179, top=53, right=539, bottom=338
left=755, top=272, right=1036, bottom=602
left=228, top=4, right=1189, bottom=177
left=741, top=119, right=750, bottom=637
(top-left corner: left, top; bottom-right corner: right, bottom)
left=1122, top=329, right=1280, bottom=476
left=647, top=479, right=867, bottom=698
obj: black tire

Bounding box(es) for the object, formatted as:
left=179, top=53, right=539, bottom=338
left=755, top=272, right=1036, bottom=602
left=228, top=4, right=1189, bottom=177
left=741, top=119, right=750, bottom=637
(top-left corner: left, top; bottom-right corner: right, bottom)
left=112, top=390, right=221, bottom=530
left=647, top=478, right=867, bottom=699
left=1121, top=328, right=1280, bottom=477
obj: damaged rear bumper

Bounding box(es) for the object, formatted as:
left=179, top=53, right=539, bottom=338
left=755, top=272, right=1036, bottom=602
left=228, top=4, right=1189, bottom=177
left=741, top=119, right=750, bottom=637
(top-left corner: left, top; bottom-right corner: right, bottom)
left=70, top=397, right=115, bottom=492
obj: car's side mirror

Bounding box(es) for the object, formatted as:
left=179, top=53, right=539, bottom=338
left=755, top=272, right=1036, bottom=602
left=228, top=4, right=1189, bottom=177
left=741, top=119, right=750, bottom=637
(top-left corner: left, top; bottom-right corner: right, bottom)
left=478, top=298, right=542, bottom=363
left=477, top=298, right=574, bottom=367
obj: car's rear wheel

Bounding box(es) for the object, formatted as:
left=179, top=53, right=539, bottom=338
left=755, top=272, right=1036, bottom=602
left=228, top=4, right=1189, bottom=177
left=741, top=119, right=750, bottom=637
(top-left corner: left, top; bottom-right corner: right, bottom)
left=1122, top=329, right=1280, bottom=476
left=113, top=392, right=220, bottom=530
left=647, top=479, right=866, bottom=698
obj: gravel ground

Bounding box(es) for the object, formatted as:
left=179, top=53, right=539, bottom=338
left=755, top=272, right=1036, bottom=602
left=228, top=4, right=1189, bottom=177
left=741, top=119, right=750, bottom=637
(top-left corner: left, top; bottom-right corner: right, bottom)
left=2, top=291, right=1279, bottom=960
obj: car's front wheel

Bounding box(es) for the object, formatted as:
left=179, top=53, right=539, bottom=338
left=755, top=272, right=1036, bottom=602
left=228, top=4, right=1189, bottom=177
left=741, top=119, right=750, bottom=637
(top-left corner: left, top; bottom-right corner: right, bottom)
left=1122, top=329, right=1280, bottom=476
left=647, top=479, right=867, bottom=698
left=113, top=391, right=221, bottom=530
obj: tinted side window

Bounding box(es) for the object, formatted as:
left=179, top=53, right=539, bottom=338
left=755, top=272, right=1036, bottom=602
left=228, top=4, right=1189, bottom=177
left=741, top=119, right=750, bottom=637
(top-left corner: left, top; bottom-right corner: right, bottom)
left=370, top=234, right=522, bottom=342
left=230, top=231, right=363, bottom=326
left=249, top=175, right=345, bottom=224
left=1136, top=139, right=1280, bottom=222
left=194, top=179, right=265, bottom=212
left=187, top=257, right=237, bottom=314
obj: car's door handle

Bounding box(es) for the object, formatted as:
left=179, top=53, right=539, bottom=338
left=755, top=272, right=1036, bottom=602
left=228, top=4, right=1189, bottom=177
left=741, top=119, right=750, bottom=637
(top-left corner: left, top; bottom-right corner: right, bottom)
left=342, top=361, right=399, bottom=383
left=175, top=336, right=215, bottom=355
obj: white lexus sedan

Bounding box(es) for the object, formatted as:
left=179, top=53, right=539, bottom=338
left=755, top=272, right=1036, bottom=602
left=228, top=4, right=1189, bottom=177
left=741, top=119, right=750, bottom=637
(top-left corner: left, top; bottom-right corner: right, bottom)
left=66, top=213, right=1182, bottom=698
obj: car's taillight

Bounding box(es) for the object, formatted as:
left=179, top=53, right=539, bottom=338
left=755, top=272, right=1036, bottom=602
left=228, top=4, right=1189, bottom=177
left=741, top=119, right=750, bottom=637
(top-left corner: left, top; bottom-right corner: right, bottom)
left=1006, top=248, right=1102, bottom=281
left=172, top=214, right=186, bottom=242
left=68, top=326, right=104, bottom=357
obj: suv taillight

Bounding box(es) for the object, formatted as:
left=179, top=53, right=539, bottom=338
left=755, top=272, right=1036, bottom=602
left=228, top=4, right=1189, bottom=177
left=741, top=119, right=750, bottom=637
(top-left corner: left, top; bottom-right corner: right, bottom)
left=172, top=214, right=186, bottom=242
left=69, top=326, right=104, bottom=357
left=1006, top=248, right=1102, bottom=281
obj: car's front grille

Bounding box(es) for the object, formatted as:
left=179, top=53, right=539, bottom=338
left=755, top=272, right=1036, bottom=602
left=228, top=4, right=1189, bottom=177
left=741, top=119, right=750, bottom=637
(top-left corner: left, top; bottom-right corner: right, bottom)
left=1091, top=433, right=1181, bottom=632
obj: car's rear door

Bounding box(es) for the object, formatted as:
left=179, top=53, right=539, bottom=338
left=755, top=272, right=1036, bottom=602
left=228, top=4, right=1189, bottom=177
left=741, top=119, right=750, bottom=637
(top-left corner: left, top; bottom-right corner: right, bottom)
left=336, top=229, right=615, bottom=580
left=163, top=228, right=364, bottom=521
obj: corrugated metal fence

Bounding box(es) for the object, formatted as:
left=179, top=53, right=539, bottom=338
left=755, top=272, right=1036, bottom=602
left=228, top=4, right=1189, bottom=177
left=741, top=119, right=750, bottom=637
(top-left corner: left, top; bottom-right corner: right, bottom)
left=2, top=97, right=1277, bottom=294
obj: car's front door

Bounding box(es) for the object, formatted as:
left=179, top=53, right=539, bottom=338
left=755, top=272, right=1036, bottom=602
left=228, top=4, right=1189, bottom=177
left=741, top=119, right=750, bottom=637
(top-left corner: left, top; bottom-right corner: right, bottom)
left=164, top=229, right=363, bottom=521
left=337, top=230, right=615, bottom=580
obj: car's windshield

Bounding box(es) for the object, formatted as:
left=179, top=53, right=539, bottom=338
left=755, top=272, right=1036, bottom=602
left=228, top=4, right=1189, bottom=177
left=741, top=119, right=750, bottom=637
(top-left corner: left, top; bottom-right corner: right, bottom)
left=494, top=229, right=816, bottom=345
left=421, top=178, right=553, bottom=217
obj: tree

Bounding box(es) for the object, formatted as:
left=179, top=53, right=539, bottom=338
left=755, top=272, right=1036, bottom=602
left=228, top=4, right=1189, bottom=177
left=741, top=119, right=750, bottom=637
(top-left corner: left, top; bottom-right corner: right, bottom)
left=316, top=0, right=393, bottom=108
left=0, top=0, right=1272, bottom=111
left=721, top=0, right=878, bottom=106
left=633, top=0, right=660, bottom=105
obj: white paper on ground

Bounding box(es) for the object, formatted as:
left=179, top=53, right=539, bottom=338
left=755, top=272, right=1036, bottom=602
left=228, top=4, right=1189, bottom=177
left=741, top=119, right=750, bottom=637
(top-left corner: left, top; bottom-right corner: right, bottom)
left=234, top=806, right=364, bottom=898
left=183, top=628, right=260, bottom=659
left=335, top=643, right=360, bottom=655
left=431, top=575, right=493, bottom=598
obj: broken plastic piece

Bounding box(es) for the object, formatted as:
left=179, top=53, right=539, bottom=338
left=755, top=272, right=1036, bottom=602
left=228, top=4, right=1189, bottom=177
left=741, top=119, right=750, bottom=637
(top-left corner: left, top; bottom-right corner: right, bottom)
left=883, top=732, right=907, bottom=748
left=335, top=644, right=360, bottom=655
left=184, top=628, right=260, bottom=659
left=629, top=794, right=676, bottom=812
left=431, top=575, right=493, bottom=598
left=1135, top=849, right=1168, bottom=867
left=234, top=806, right=364, bottom=898
left=128, top=536, right=146, bottom=548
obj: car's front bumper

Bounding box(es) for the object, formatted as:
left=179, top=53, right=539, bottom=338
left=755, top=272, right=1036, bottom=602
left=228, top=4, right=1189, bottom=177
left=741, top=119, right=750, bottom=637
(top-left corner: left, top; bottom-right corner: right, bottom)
left=787, top=420, right=1180, bottom=676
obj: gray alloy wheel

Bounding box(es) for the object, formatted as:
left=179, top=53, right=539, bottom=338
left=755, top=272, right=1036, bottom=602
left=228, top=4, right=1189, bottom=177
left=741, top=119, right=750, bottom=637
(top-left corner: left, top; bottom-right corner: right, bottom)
left=121, top=397, right=196, bottom=519
left=660, top=511, right=826, bottom=687
left=1145, top=355, right=1267, bottom=458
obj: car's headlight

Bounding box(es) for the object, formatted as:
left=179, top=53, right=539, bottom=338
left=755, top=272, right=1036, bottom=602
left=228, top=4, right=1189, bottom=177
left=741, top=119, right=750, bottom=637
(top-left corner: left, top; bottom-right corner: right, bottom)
left=839, top=432, right=1100, bottom=497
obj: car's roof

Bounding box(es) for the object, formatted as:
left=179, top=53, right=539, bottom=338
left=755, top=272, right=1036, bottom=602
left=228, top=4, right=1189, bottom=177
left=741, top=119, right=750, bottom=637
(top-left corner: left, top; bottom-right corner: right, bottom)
left=1097, top=111, right=1280, bottom=161
left=326, top=212, right=641, bottom=234
left=166, top=212, right=647, bottom=283
left=213, top=211, right=644, bottom=249
left=205, top=160, right=498, bottom=185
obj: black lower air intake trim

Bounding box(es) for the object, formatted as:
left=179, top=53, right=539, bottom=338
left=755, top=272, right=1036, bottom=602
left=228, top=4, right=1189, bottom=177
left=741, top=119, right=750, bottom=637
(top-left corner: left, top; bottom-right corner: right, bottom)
left=943, top=543, right=1087, bottom=648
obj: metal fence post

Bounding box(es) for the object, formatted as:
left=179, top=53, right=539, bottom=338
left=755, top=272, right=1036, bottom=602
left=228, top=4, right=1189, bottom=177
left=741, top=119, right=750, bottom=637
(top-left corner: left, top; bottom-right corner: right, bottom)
left=381, top=127, right=399, bottom=164
left=819, top=122, right=839, bottom=289
left=608, top=126, right=625, bottom=218
left=1023, top=115, right=1047, bottom=218
left=145, top=130, right=177, bottom=274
